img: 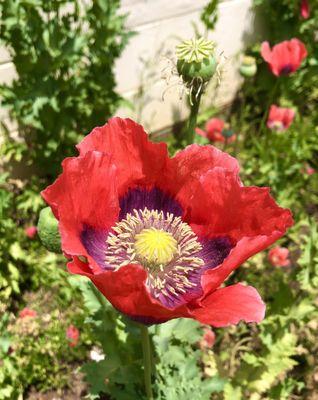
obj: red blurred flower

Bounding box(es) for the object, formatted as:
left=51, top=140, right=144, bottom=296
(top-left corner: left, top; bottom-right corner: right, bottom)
left=301, top=0, right=310, bottom=19
left=196, top=118, right=236, bottom=143
left=199, top=327, right=215, bottom=349
left=261, top=39, right=307, bottom=76
left=267, top=105, right=295, bottom=131
left=25, top=226, right=37, bottom=239
left=66, top=325, right=80, bottom=347
left=268, top=246, right=291, bottom=267
left=42, top=117, right=293, bottom=326
left=19, top=308, right=37, bottom=319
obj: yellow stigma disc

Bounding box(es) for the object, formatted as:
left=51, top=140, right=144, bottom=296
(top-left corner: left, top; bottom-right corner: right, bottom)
left=134, top=228, right=178, bottom=265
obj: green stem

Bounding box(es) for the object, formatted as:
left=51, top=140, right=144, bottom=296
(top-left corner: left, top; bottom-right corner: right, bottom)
left=234, top=91, right=246, bottom=156
left=222, top=138, right=228, bottom=152
left=186, top=90, right=202, bottom=145
left=140, top=324, right=153, bottom=400
left=258, top=79, right=279, bottom=136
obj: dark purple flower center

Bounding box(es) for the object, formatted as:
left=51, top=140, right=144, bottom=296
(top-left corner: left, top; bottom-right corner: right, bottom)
left=279, top=64, right=294, bottom=75
left=119, top=187, right=183, bottom=219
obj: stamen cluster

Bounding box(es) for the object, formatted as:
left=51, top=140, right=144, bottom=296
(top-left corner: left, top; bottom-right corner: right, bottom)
left=105, top=208, right=204, bottom=304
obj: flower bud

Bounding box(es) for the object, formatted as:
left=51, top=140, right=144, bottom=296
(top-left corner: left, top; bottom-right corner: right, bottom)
left=176, top=37, right=217, bottom=84
left=239, top=55, right=257, bottom=78
left=66, top=325, right=80, bottom=347
left=37, top=207, right=61, bottom=253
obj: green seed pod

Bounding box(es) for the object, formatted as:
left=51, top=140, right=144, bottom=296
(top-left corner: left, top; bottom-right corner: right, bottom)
left=176, top=37, right=217, bottom=84
left=37, top=207, right=62, bottom=253
left=239, top=55, right=257, bottom=78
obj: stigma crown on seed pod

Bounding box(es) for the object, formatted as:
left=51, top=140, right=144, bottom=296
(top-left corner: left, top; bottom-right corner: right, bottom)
left=176, top=37, right=217, bottom=85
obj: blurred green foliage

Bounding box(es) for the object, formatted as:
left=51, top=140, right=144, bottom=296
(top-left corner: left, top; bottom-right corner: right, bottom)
left=0, top=0, right=131, bottom=176
left=200, top=0, right=219, bottom=32
left=0, top=275, right=92, bottom=399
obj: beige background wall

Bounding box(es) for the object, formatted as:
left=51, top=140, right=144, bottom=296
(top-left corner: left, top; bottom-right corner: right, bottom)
left=0, top=0, right=255, bottom=134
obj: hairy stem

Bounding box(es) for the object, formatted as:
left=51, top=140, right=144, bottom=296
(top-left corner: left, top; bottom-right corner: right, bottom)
left=186, top=89, right=203, bottom=145
left=140, top=324, right=153, bottom=400
left=258, top=79, right=279, bottom=135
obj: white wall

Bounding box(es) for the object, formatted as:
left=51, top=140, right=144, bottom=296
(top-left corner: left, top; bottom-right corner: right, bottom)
left=0, top=0, right=255, bottom=134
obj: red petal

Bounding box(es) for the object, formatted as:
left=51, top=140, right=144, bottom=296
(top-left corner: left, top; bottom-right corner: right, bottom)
left=268, top=104, right=281, bottom=120
left=192, top=283, right=265, bottom=327
left=261, top=41, right=272, bottom=63
left=173, top=144, right=239, bottom=176
left=163, top=144, right=240, bottom=208
left=283, top=108, right=295, bottom=129
left=77, top=117, right=169, bottom=196
left=274, top=41, right=293, bottom=74
left=188, top=168, right=293, bottom=291
left=209, top=131, right=226, bottom=142
left=41, top=151, right=119, bottom=261
left=68, top=260, right=192, bottom=323
left=289, top=38, right=307, bottom=68
left=192, top=169, right=292, bottom=238
left=195, top=127, right=208, bottom=138
left=205, top=118, right=224, bottom=134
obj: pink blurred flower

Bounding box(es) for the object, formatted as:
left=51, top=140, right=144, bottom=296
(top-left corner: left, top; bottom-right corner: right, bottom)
left=19, top=307, right=37, bottom=319
left=268, top=246, right=291, bottom=267
left=267, top=105, right=295, bottom=131
left=25, top=226, right=37, bottom=239
left=196, top=118, right=236, bottom=143
left=199, top=327, right=216, bottom=350
left=306, top=166, right=315, bottom=175
left=66, top=325, right=80, bottom=347
left=301, top=0, right=310, bottom=19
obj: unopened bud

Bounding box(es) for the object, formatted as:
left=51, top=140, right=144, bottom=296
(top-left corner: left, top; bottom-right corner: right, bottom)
left=37, top=207, right=62, bottom=253
left=239, top=55, right=257, bottom=78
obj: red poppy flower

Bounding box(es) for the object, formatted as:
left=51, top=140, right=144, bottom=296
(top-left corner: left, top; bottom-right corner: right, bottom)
left=19, top=308, right=37, bottom=319
left=42, top=118, right=293, bottom=326
left=261, top=39, right=307, bottom=76
left=267, top=105, right=295, bottom=131
left=66, top=325, right=80, bottom=347
left=268, top=246, right=290, bottom=267
left=196, top=118, right=236, bottom=143
left=25, top=226, right=37, bottom=239
left=301, top=0, right=310, bottom=19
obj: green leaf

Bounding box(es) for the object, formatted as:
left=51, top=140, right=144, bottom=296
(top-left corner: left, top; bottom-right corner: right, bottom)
left=224, top=383, right=242, bottom=400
